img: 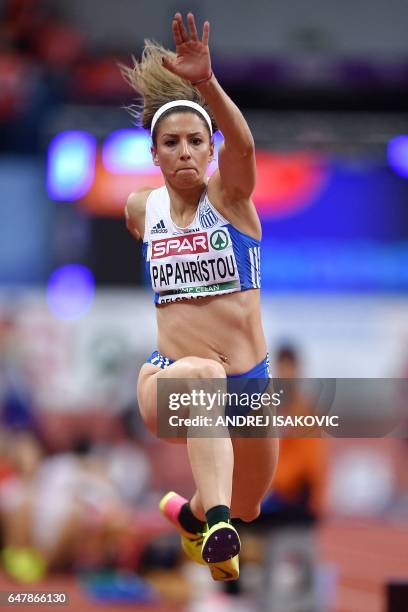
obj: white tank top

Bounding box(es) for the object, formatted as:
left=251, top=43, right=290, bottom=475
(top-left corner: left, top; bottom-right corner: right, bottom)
left=142, top=186, right=261, bottom=305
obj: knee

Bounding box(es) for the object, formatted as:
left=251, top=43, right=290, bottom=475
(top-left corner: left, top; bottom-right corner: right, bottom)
left=233, top=505, right=261, bottom=523
left=185, top=358, right=226, bottom=379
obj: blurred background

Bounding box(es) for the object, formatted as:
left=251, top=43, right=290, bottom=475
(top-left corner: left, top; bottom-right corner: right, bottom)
left=0, top=0, right=407, bottom=610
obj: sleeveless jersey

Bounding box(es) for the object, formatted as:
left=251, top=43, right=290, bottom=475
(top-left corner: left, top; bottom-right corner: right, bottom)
left=142, top=186, right=261, bottom=305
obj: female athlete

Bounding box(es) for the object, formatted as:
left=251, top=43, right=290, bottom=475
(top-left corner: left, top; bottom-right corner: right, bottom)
left=122, top=12, right=279, bottom=581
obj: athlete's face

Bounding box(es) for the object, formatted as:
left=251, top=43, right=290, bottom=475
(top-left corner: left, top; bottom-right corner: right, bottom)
left=152, top=112, right=214, bottom=186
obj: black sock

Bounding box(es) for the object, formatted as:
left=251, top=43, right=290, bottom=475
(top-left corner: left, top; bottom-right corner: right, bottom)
left=206, top=505, right=230, bottom=529
left=179, top=502, right=206, bottom=534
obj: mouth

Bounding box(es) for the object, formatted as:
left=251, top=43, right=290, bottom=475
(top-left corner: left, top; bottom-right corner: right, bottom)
left=177, top=167, right=196, bottom=172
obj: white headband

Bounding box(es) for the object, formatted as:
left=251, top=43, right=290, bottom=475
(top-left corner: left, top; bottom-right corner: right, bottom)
left=150, top=100, right=213, bottom=136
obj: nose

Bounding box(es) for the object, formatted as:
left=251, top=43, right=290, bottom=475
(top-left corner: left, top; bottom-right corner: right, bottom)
left=179, top=140, right=191, bottom=160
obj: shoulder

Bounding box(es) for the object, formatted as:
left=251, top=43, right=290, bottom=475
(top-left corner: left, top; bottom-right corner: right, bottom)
left=126, top=187, right=154, bottom=219
left=125, top=187, right=154, bottom=241
left=206, top=173, right=262, bottom=240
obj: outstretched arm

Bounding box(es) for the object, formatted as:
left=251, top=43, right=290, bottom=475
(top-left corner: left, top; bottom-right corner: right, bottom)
left=162, top=13, right=256, bottom=201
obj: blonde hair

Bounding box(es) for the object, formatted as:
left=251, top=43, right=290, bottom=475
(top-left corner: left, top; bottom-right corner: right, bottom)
left=119, top=40, right=217, bottom=140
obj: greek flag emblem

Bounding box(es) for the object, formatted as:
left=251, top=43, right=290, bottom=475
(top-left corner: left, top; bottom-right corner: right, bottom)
left=199, top=203, right=218, bottom=229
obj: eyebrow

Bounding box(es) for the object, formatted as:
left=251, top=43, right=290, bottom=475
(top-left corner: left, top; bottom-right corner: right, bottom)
left=161, top=131, right=204, bottom=137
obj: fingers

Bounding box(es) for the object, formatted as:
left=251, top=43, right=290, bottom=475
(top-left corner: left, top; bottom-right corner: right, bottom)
left=202, top=20, right=210, bottom=46
left=174, top=12, right=189, bottom=42
left=172, top=18, right=184, bottom=46
left=172, top=12, right=209, bottom=44
left=187, top=12, right=199, bottom=41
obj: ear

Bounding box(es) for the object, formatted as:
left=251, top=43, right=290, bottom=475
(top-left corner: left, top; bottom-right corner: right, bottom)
left=151, top=145, right=160, bottom=166
left=208, top=141, right=215, bottom=162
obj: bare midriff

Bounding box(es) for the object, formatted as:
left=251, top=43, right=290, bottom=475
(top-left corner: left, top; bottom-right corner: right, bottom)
left=156, top=289, right=267, bottom=375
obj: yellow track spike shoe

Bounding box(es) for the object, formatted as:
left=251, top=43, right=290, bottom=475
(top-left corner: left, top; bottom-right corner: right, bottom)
left=159, top=491, right=207, bottom=566
left=201, top=521, right=241, bottom=581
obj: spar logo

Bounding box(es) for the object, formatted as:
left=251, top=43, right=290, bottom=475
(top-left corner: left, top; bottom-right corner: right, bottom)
left=151, top=232, right=209, bottom=259
left=210, top=229, right=229, bottom=251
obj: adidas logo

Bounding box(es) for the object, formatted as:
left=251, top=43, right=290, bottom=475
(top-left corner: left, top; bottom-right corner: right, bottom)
left=151, top=219, right=167, bottom=234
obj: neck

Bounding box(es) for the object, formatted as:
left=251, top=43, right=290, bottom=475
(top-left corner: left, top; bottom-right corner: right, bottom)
left=165, top=180, right=206, bottom=225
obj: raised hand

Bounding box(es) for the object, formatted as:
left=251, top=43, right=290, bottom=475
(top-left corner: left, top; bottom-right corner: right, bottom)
left=162, top=12, right=212, bottom=84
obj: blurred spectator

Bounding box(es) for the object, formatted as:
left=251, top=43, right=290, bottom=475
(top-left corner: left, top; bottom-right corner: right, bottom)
left=0, top=314, right=37, bottom=432
left=257, top=344, right=327, bottom=612
left=0, top=40, right=47, bottom=152
left=94, top=408, right=151, bottom=506
left=0, top=427, right=169, bottom=583
left=0, top=0, right=86, bottom=151
left=70, top=53, right=130, bottom=103
left=266, top=345, right=326, bottom=515
left=0, top=431, right=46, bottom=582
left=2, top=0, right=85, bottom=70
left=0, top=47, right=33, bottom=121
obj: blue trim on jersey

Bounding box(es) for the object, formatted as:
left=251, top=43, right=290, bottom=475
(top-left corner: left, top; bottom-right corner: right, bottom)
left=225, top=224, right=261, bottom=290
left=142, top=241, right=149, bottom=282
left=143, top=243, right=160, bottom=304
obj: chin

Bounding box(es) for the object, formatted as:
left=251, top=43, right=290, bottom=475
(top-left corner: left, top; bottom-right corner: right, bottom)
left=174, top=174, right=201, bottom=188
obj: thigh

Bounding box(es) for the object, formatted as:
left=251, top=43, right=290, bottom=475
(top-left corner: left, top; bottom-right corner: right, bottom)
left=230, top=436, right=279, bottom=521
left=137, top=356, right=226, bottom=440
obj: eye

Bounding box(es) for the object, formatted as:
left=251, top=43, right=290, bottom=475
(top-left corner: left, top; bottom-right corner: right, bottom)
left=165, top=140, right=176, bottom=146
left=191, top=137, right=203, bottom=145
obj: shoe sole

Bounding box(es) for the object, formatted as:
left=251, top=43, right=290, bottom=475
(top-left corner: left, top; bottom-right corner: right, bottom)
left=202, top=526, right=241, bottom=563
left=207, top=555, right=240, bottom=581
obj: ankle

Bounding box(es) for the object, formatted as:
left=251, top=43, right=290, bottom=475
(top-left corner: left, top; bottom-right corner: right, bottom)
left=205, top=505, right=231, bottom=529
left=179, top=502, right=206, bottom=534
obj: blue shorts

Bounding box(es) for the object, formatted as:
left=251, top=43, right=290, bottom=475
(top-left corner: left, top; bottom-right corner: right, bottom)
left=146, top=351, right=271, bottom=417
left=146, top=350, right=270, bottom=379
